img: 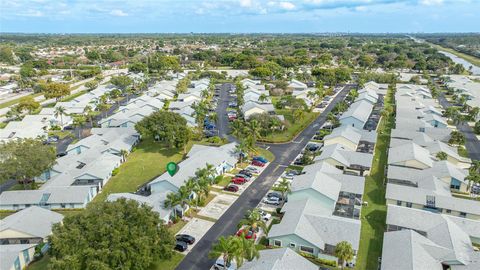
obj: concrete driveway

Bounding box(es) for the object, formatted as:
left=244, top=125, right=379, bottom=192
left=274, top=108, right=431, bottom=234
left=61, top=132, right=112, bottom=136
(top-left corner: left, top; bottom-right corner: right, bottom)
left=197, top=194, right=238, bottom=220
left=177, top=218, right=215, bottom=254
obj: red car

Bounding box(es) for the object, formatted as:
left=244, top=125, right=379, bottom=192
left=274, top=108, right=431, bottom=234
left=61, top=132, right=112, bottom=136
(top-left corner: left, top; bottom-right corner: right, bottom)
left=231, top=177, right=247, bottom=185
left=224, top=185, right=239, bottom=192
left=236, top=229, right=256, bottom=240
left=251, top=160, right=266, bottom=167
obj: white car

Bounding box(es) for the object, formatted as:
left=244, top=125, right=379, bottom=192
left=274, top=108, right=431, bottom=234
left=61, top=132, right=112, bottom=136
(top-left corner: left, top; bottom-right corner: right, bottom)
left=258, top=210, right=271, bottom=221
left=245, top=166, right=260, bottom=174
left=263, top=197, right=281, bottom=206
left=214, top=258, right=237, bottom=270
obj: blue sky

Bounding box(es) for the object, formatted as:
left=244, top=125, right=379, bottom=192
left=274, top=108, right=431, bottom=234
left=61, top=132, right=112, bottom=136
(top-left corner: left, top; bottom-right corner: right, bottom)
left=0, top=0, right=479, bottom=33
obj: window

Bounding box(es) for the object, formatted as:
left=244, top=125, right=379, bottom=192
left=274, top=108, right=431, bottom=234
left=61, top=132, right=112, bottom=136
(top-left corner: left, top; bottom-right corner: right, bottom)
left=289, top=243, right=296, bottom=248
left=23, top=249, right=30, bottom=263
left=460, top=212, right=466, bottom=218
left=14, top=257, right=21, bottom=270
left=426, top=195, right=435, bottom=207
left=396, top=200, right=402, bottom=206
left=445, top=209, right=451, bottom=214
left=273, top=240, right=282, bottom=247
left=300, top=246, right=314, bottom=254
left=406, top=202, right=412, bottom=208
left=60, top=203, right=66, bottom=208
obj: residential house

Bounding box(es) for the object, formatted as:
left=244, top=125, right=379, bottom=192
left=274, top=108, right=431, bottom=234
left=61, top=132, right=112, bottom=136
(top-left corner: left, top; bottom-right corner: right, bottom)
left=339, top=100, right=374, bottom=129
left=242, top=101, right=275, bottom=119
left=238, top=248, right=318, bottom=270
left=0, top=206, right=63, bottom=245
left=315, top=143, right=373, bottom=176
left=0, top=244, right=36, bottom=270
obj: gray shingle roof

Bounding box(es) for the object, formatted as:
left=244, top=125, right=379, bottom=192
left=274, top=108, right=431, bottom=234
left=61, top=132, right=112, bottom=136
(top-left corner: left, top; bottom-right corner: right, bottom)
left=0, top=244, right=36, bottom=270
left=339, top=100, right=374, bottom=124
left=316, top=144, right=373, bottom=168
left=238, top=248, right=318, bottom=270
left=291, top=171, right=342, bottom=202
left=0, top=206, right=63, bottom=239
left=324, top=126, right=362, bottom=146
left=386, top=183, right=480, bottom=216
left=388, top=142, right=434, bottom=168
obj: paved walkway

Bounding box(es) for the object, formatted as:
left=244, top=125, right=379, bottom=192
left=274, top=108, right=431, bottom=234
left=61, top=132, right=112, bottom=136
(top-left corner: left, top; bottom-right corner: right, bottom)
left=175, top=85, right=352, bottom=270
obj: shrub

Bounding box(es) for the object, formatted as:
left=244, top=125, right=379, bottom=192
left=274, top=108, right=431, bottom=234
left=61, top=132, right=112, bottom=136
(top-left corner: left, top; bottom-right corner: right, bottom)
left=112, top=168, right=120, bottom=176
left=259, top=236, right=269, bottom=246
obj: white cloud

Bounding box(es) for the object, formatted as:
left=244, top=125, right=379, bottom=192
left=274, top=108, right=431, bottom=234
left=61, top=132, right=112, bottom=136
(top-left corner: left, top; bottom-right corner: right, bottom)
left=110, top=9, right=128, bottom=16
left=279, top=1, right=295, bottom=10
left=240, top=0, right=253, bottom=8
left=420, top=0, right=444, bottom=5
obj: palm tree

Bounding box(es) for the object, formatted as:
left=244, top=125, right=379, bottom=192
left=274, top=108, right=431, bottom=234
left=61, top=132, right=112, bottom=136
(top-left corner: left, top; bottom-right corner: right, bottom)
left=72, top=116, right=86, bottom=139
left=235, top=140, right=249, bottom=164
left=466, top=160, right=480, bottom=192
left=119, top=149, right=128, bottom=162
left=335, top=241, right=354, bottom=269
left=83, top=105, right=94, bottom=127
left=164, top=192, right=180, bottom=218
left=230, top=120, right=245, bottom=138
left=209, top=236, right=242, bottom=269
left=238, top=209, right=268, bottom=233
left=272, top=178, right=291, bottom=200
left=54, top=106, right=66, bottom=127
left=327, top=112, right=339, bottom=130
left=237, top=234, right=260, bottom=262
left=258, top=93, right=268, bottom=103
left=248, top=119, right=262, bottom=146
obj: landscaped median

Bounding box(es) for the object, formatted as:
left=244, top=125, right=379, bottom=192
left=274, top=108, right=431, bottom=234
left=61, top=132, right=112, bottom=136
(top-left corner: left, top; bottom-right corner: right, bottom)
left=355, top=86, right=394, bottom=270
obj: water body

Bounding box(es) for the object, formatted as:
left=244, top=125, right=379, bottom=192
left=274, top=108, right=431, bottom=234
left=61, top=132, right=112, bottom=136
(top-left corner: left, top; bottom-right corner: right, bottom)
left=439, top=51, right=480, bottom=75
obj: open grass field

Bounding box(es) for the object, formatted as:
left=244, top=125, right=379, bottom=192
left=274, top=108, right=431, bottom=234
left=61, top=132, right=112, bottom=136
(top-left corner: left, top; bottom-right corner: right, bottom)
left=93, top=138, right=193, bottom=202
left=0, top=93, right=43, bottom=109
left=261, top=109, right=318, bottom=143
left=355, top=87, right=394, bottom=270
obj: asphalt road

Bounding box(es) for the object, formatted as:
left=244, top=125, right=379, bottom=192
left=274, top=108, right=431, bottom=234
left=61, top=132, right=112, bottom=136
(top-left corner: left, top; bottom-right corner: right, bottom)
left=175, top=85, right=352, bottom=270
left=438, top=93, right=480, bottom=160
left=216, top=83, right=233, bottom=139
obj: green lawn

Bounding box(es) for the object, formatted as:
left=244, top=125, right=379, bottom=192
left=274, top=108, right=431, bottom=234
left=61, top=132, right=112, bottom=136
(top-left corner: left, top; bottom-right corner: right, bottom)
left=355, top=88, right=394, bottom=270
left=27, top=255, right=51, bottom=270
left=0, top=93, right=43, bottom=109
left=60, top=90, right=87, bottom=102
left=93, top=138, right=192, bottom=202
left=48, top=130, right=74, bottom=139
left=27, top=252, right=186, bottom=270
left=254, top=147, right=276, bottom=162
left=260, top=109, right=318, bottom=143
left=150, top=252, right=185, bottom=270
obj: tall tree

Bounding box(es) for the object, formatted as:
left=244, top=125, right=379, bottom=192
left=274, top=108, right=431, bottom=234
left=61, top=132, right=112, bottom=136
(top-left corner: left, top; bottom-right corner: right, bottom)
left=48, top=199, right=174, bottom=270
left=15, top=96, right=40, bottom=113
left=44, top=82, right=71, bottom=100
left=0, top=138, right=56, bottom=188
left=54, top=106, right=66, bottom=127
left=335, top=241, right=354, bottom=269
left=135, top=111, right=191, bottom=152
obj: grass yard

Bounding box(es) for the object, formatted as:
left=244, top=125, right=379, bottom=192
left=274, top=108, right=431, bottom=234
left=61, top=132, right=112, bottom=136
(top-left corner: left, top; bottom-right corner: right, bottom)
left=355, top=87, right=394, bottom=270
left=60, top=90, right=87, bottom=102
left=93, top=138, right=192, bottom=202
left=260, top=109, right=319, bottom=143
left=27, top=255, right=51, bottom=270
left=150, top=252, right=185, bottom=270
left=48, top=130, right=74, bottom=139
left=0, top=93, right=43, bottom=109
left=254, top=147, right=276, bottom=162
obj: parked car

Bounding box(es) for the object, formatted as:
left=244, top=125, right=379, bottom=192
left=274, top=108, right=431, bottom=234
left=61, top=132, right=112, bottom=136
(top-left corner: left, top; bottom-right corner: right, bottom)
left=293, top=158, right=304, bottom=165
left=56, top=152, right=67, bottom=157
left=251, top=160, right=266, bottom=167
left=235, top=173, right=251, bottom=180
left=259, top=210, right=271, bottom=221
left=253, top=156, right=268, bottom=163
left=263, top=197, right=281, bottom=205
left=267, top=192, right=283, bottom=200
left=224, top=185, right=239, bottom=192
left=204, top=130, right=216, bottom=138
left=244, top=166, right=260, bottom=174
left=238, top=170, right=253, bottom=177
left=174, top=241, right=188, bottom=252
left=213, top=258, right=237, bottom=270
left=236, top=229, right=257, bottom=239
left=231, top=177, right=247, bottom=185
left=176, top=234, right=195, bottom=244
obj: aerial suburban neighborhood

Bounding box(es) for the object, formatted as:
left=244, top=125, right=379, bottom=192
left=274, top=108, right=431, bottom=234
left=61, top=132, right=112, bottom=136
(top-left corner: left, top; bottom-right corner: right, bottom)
left=1, top=1, right=480, bottom=270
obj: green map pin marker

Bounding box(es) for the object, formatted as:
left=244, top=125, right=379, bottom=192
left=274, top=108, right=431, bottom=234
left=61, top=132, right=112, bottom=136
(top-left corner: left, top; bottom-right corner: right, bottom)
left=166, top=162, right=178, bottom=177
